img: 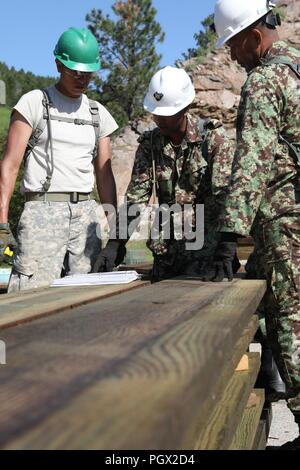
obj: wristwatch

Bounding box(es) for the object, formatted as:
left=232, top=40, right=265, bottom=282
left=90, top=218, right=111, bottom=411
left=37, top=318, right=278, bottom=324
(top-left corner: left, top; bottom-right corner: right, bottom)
left=0, top=223, right=10, bottom=230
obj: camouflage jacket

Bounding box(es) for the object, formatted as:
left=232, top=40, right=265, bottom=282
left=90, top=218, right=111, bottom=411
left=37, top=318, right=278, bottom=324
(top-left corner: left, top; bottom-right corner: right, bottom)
left=125, top=113, right=233, bottom=254
left=219, top=41, right=300, bottom=237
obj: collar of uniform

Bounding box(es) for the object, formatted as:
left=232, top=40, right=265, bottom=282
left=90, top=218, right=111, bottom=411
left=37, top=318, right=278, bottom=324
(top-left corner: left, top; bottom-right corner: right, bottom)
left=163, top=139, right=186, bottom=159
left=53, top=84, right=84, bottom=105
left=261, top=40, right=293, bottom=64
left=162, top=113, right=203, bottom=152
left=185, top=113, right=205, bottom=143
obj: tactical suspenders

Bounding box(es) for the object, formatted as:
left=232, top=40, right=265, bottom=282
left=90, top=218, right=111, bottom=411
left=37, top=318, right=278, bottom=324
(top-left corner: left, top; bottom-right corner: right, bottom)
left=24, top=89, right=101, bottom=191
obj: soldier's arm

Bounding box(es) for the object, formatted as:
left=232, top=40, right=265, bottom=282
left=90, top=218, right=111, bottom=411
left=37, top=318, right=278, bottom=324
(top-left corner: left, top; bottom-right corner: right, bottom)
left=94, top=135, right=117, bottom=208
left=219, top=72, right=281, bottom=236
left=123, top=136, right=154, bottom=238
left=94, top=136, right=117, bottom=232
left=205, top=120, right=235, bottom=196
left=126, top=137, right=153, bottom=205
left=0, top=111, right=32, bottom=223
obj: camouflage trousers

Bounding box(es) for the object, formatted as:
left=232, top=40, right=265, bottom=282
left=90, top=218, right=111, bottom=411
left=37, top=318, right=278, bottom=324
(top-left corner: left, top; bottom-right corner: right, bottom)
left=8, top=200, right=101, bottom=292
left=256, top=217, right=300, bottom=415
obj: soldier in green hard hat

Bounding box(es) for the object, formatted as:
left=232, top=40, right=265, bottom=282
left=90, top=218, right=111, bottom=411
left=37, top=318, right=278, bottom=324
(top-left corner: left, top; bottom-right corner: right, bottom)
left=54, top=27, right=101, bottom=73
left=0, top=27, right=119, bottom=291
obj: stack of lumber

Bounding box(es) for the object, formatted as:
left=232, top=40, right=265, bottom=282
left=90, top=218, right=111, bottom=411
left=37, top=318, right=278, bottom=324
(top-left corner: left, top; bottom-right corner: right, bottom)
left=0, top=276, right=267, bottom=449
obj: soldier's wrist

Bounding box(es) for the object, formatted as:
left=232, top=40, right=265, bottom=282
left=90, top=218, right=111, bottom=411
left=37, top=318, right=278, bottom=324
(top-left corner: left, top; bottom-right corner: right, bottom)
left=0, top=223, right=10, bottom=230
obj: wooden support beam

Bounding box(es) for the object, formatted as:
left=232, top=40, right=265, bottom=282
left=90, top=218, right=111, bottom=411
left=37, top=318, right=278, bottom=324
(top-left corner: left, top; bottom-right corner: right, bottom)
left=194, top=353, right=261, bottom=450
left=235, top=354, right=249, bottom=371
left=229, top=389, right=265, bottom=450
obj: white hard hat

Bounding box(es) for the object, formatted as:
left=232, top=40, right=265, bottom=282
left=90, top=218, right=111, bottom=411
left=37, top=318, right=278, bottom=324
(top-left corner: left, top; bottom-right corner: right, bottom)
left=214, top=0, right=276, bottom=48
left=143, top=66, right=195, bottom=116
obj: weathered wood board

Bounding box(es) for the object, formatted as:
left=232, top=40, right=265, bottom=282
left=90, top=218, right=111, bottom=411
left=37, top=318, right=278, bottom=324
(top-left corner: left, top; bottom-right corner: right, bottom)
left=0, top=280, right=148, bottom=329
left=0, top=278, right=265, bottom=449
left=230, top=388, right=266, bottom=450
left=195, top=353, right=261, bottom=450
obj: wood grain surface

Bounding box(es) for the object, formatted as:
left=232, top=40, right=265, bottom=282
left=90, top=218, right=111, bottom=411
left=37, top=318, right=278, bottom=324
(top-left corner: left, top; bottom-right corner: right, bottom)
left=0, top=280, right=148, bottom=329
left=194, top=353, right=261, bottom=449
left=0, top=278, right=265, bottom=449
left=229, top=388, right=266, bottom=450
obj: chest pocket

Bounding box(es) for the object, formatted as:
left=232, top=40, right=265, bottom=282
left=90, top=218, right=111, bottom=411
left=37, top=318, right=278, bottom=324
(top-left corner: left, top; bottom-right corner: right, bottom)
left=150, top=126, right=208, bottom=204
left=156, top=161, right=176, bottom=203
left=186, top=144, right=208, bottom=192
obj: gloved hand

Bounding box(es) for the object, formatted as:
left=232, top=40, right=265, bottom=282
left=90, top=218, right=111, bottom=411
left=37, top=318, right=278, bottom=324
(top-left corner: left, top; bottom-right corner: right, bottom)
left=92, top=240, right=126, bottom=272
left=0, top=223, right=17, bottom=263
left=201, top=233, right=238, bottom=282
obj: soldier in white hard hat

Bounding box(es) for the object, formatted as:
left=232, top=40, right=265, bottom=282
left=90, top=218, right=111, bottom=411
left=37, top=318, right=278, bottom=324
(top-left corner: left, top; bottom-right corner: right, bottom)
left=93, top=66, right=238, bottom=280
left=204, top=0, right=300, bottom=448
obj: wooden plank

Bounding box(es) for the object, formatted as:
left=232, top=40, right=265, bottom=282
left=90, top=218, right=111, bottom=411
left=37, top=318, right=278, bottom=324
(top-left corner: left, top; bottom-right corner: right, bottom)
left=237, top=236, right=254, bottom=246
left=261, top=404, right=273, bottom=439
left=0, top=280, right=149, bottom=330
left=0, top=279, right=265, bottom=449
left=252, top=420, right=267, bottom=450
left=189, top=315, right=259, bottom=447
left=235, top=354, right=249, bottom=371
left=229, top=388, right=265, bottom=450
left=194, top=353, right=261, bottom=450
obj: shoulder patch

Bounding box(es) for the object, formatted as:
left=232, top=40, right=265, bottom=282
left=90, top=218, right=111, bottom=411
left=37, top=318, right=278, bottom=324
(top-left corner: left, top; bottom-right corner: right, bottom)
left=137, top=128, right=160, bottom=144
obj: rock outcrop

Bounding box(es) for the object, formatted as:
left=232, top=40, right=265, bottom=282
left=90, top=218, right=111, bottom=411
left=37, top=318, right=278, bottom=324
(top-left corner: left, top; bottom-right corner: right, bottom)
left=112, top=0, right=300, bottom=200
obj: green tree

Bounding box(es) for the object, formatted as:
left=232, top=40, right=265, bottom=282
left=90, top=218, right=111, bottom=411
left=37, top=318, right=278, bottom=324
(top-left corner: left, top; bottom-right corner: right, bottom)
left=182, top=14, right=217, bottom=61
left=86, top=0, right=164, bottom=127
left=0, top=62, right=56, bottom=107
left=0, top=64, right=56, bottom=237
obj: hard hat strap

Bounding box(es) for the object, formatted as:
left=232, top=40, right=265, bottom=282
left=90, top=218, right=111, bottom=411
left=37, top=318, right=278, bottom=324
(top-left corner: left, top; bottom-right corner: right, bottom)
left=263, top=11, right=281, bottom=28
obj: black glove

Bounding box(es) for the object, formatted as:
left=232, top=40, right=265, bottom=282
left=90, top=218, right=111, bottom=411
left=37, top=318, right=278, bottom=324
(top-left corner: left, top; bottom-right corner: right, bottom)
left=201, top=233, right=238, bottom=282
left=232, top=252, right=241, bottom=274
left=0, top=223, right=17, bottom=263
left=92, top=240, right=126, bottom=273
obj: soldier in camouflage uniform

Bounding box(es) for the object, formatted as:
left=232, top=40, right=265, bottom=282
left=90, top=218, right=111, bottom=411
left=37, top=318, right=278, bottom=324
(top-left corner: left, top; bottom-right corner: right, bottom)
left=245, top=245, right=287, bottom=402
left=94, top=66, right=236, bottom=280
left=209, top=0, right=300, bottom=448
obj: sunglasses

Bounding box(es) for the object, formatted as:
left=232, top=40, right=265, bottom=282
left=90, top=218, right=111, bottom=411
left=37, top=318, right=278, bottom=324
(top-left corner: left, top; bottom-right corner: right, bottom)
left=63, top=68, right=95, bottom=80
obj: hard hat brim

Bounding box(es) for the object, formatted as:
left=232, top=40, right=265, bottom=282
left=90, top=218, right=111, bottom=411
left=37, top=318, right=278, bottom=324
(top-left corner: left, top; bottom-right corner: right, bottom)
left=144, top=91, right=195, bottom=116
left=55, top=55, right=100, bottom=72
left=215, top=5, right=274, bottom=48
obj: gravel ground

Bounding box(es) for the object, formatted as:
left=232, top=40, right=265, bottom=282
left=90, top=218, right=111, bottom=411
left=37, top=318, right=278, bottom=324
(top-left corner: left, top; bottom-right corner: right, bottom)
left=249, top=342, right=299, bottom=449
left=267, top=400, right=299, bottom=448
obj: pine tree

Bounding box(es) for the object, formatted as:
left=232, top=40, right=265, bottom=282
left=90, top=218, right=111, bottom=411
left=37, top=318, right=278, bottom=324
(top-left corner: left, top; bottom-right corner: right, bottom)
left=86, top=0, right=164, bottom=127
left=0, top=62, right=56, bottom=107
left=182, top=14, right=217, bottom=61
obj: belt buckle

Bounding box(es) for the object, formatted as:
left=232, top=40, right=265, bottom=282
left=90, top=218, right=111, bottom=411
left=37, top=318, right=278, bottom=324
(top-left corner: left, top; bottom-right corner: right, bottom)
left=70, top=192, right=79, bottom=203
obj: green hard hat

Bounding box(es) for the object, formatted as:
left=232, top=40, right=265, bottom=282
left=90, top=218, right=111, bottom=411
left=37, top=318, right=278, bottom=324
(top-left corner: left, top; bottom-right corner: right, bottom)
left=54, top=27, right=100, bottom=72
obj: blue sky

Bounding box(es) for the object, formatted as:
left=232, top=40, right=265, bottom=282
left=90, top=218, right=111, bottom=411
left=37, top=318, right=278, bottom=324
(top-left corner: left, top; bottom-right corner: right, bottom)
left=0, top=0, right=216, bottom=77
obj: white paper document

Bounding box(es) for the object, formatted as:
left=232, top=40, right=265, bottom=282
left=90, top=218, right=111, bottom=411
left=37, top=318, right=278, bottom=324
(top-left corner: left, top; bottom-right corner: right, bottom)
left=50, top=270, right=142, bottom=287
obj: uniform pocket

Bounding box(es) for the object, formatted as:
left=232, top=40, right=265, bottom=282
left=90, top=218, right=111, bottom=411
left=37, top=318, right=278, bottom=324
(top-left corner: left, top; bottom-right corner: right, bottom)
left=291, top=240, right=300, bottom=304
left=13, top=257, right=36, bottom=277
left=263, top=220, right=300, bottom=307
left=157, top=173, right=173, bottom=201
left=262, top=222, right=291, bottom=263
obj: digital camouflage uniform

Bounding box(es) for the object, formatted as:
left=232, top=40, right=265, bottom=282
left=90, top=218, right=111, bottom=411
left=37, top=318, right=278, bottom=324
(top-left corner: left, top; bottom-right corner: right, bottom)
left=219, top=41, right=300, bottom=418
left=9, top=200, right=101, bottom=291
left=126, top=113, right=234, bottom=278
